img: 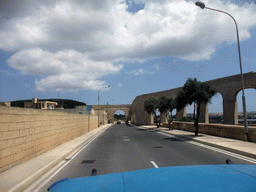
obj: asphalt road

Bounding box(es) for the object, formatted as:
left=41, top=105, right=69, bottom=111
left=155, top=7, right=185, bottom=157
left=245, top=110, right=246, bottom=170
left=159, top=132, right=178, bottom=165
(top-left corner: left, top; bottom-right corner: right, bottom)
left=34, top=123, right=253, bottom=191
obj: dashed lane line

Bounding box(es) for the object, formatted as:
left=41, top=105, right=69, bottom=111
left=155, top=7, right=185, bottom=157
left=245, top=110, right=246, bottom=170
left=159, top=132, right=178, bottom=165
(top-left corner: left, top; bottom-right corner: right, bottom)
left=150, top=161, right=159, bottom=168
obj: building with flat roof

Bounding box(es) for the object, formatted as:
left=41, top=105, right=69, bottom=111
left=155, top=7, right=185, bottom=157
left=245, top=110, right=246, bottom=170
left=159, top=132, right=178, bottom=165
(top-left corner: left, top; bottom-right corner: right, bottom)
left=0, top=102, right=11, bottom=107
left=24, top=98, right=58, bottom=109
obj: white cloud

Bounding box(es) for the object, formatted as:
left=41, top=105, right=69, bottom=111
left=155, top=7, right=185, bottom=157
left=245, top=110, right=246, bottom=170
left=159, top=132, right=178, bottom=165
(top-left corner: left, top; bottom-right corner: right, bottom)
left=126, top=68, right=153, bottom=76
left=154, top=64, right=162, bottom=70
left=1, top=0, right=256, bottom=91
left=8, top=48, right=123, bottom=91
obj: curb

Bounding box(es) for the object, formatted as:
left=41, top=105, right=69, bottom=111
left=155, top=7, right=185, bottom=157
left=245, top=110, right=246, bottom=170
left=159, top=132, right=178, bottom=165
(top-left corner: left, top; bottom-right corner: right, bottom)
left=137, top=125, right=256, bottom=160
left=7, top=124, right=112, bottom=192
left=160, top=129, right=256, bottom=160
left=8, top=156, right=63, bottom=192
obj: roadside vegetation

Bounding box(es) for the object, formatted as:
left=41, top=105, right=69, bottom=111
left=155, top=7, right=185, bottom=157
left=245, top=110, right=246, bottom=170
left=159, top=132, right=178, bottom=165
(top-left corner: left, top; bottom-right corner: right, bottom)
left=114, top=114, right=125, bottom=121
left=144, top=78, right=217, bottom=136
left=144, top=98, right=161, bottom=128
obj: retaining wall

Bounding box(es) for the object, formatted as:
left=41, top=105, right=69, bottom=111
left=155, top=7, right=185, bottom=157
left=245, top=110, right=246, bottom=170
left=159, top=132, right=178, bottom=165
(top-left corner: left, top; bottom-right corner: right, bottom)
left=162, top=121, right=256, bottom=142
left=0, top=106, right=98, bottom=173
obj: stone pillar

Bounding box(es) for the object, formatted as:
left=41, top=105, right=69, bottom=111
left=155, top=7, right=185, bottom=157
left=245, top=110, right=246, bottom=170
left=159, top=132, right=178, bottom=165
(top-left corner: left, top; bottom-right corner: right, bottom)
left=109, top=110, right=114, bottom=124
left=176, top=107, right=186, bottom=120
left=145, top=112, right=154, bottom=124
left=32, top=98, right=37, bottom=103
left=103, top=109, right=107, bottom=124
left=199, top=103, right=209, bottom=123
left=223, top=98, right=238, bottom=124
left=160, top=112, right=167, bottom=123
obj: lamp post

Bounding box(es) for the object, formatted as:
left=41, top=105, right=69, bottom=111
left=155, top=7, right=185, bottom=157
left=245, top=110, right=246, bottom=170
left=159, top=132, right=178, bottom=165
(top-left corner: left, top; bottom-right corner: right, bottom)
left=98, top=85, right=111, bottom=127
left=195, top=1, right=248, bottom=139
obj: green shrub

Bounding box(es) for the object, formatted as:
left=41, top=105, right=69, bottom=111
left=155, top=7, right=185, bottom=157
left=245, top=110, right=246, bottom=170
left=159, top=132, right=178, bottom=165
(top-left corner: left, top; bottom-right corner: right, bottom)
left=177, top=116, right=193, bottom=122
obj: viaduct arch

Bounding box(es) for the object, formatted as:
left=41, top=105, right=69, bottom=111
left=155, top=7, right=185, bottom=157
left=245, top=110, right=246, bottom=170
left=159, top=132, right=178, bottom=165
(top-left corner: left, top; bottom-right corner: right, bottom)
left=130, top=72, right=256, bottom=125
left=91, top=104, right=131, bottom=124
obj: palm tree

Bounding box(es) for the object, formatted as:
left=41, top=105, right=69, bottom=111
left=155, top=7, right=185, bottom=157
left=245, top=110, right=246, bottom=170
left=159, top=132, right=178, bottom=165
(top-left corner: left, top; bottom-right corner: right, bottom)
left=176, top=78, right=217, bottom=136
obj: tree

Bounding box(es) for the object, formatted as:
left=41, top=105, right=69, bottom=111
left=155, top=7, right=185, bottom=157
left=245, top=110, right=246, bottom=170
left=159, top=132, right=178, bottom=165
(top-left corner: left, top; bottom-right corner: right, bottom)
left=176, top=78, right=217, bottom=136
left=158, top=96, right=176, bottom=130
left=144, top=97, right=161, bottom=128
left=158, top=96, right=169, bottom=124
left=167, top=97, right=176, bottom=130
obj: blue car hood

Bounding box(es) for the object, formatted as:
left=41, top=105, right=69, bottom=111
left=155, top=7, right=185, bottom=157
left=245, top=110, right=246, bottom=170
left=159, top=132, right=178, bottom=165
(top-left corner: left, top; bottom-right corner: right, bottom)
left=48, top=164, right=256, bottom=192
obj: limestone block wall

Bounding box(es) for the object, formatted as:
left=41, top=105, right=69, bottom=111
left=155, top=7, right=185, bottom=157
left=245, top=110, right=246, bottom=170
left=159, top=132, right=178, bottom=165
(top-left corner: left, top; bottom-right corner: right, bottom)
left=130, top=87, right=181, bottom=125
left=162, top=122, right=256, bottom=142
left=130, top=72, right=256, bottom=125
left=0, top=106, right=98, bottom=173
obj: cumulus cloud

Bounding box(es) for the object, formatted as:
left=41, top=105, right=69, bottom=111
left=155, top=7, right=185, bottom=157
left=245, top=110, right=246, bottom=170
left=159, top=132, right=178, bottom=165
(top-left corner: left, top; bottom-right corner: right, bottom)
left=1, top=0, right=256, bottom=91
left=8, top=48, right=123, bottom=91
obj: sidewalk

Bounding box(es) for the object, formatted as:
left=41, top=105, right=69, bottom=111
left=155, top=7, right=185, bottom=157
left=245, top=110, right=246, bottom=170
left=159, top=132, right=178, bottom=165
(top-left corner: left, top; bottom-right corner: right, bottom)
left=1, top=124, right=256, bottom=192
left=139, top=125, right=256, bottom=159
left=0, top=124, right=112, bottom=192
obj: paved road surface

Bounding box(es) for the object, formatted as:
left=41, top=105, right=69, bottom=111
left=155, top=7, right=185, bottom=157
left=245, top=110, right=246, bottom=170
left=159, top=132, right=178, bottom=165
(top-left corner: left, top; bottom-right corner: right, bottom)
left=32, top=123, right=253, bottom=191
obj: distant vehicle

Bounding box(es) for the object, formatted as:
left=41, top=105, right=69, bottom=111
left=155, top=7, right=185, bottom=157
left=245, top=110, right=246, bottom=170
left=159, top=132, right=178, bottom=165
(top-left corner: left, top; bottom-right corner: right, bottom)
left=117, top=120, right=121, bottom=124
left=48, top=164, right=256, bottom=192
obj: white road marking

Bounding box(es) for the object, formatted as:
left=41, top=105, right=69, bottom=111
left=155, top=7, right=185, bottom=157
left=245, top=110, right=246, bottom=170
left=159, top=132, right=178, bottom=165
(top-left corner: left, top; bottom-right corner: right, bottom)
left=158, top=131, right=256, bottom=164
left=28, top=127, right=109, bottom=192
left=123, top=139, right=131, bottom=141
left=150, top=161, right=159, bottom=168
left=187, top=140, right=256, bottom=164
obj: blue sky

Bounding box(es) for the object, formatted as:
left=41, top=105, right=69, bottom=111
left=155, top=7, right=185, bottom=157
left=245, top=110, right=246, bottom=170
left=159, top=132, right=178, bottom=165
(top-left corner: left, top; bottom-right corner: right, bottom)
left=0, top=0, right=255, bottom=114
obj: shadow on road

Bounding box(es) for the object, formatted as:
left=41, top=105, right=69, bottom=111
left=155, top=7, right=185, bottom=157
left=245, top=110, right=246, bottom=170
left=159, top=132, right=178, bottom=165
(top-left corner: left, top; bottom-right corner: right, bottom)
left=163, top=138, right=182, bottom=142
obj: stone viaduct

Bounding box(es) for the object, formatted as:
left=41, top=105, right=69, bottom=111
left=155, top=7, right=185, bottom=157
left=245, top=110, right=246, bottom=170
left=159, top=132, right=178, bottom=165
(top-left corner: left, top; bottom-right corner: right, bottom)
left=91, top=104, right=131, bottom=124
left=129, top=72, right=256, bottom=125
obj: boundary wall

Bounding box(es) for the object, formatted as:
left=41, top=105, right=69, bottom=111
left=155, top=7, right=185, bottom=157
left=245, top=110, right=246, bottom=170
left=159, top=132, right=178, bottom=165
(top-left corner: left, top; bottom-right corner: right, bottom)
left=162, top=122, right=256, bottom=142
left=0, top=106, right=98, bottom=173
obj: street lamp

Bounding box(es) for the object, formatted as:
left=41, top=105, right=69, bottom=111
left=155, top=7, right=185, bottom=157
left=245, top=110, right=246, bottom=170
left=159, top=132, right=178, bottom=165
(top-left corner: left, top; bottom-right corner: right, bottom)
left=98, top=85, right=111, bottom=127
left=195, top=1, right=248, bottom=139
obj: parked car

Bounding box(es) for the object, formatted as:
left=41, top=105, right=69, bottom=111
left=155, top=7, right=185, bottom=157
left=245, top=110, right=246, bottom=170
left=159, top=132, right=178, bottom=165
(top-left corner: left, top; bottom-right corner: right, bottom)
left=117, top=120, right=121, bottom=124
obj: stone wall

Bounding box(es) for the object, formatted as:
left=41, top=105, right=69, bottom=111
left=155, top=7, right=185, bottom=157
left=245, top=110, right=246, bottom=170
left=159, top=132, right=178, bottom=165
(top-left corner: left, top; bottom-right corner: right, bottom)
left=130, top=72, right=256, bottom=125
left=0, top=106, right=98, bottom=173
left=162, top=121, right=256, bottom=142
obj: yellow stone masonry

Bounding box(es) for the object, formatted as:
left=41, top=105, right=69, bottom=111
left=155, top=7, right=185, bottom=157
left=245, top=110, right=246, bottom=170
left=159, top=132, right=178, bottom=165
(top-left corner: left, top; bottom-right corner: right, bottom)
left=0, top=106, right=98, bottom=173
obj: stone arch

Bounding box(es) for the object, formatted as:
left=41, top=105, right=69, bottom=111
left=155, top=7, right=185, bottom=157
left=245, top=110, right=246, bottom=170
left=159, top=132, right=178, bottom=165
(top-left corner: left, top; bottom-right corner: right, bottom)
left=219, top=75, right=256, bottom=125
left=113, top=109, right=126, bottom=123
left=208, top=93, right=223, bottom=113
left=198, top=91, right=224, bottom=124
left=90, top=104, right=131, bottom=125
left=208, top=93, right=223, bottom=123
left=107, top=107, right=130, bottom=123
left=236, top=88, right=256, bottom=123
left=130, top=72, right=256, bottom=125
left=195, top=73, right=256, bottom=125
